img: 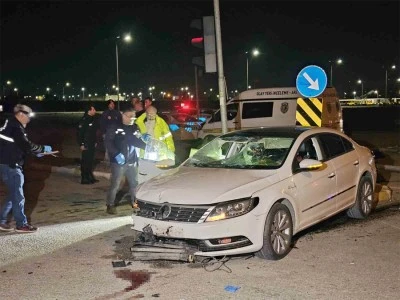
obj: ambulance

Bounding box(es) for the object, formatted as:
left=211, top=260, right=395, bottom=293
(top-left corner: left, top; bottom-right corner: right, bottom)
left=198, top=87, right=343, bottom=141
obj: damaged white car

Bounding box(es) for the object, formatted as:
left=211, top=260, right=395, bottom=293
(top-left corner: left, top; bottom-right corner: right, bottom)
left=132, top=126, right=377, bottom=260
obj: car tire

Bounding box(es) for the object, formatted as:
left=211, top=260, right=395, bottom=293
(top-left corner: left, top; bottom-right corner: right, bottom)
left=346, top=176, right=373, bottom=219
left=256, top=203, right=293, bottom=260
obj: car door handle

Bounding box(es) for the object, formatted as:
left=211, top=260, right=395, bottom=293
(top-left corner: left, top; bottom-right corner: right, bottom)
left=353, top=160, right=359, bottom=166
left=328, top=173, right=336, bottom=178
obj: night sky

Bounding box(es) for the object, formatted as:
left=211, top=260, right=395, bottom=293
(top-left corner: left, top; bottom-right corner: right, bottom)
left=1, top=0, right=399, bottom=99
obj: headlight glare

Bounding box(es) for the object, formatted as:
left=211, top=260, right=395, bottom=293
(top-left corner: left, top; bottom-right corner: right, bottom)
left=205, top=197, right=258, bottom=222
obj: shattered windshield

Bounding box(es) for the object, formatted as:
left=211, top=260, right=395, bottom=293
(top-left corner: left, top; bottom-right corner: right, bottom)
left=184, top=134, right=295, bottom=169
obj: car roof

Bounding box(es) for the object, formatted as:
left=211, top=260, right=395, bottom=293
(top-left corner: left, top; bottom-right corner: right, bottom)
left=221, top=126, right=313, bottom=139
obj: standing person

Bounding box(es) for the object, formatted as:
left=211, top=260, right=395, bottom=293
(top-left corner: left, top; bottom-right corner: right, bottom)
left=135, top=96, right=153, bottom=125
left=136, top=105, right=175, bottom=155
left=104, top=107, right=148, bottom=214
left=77, top=103, right=99, bottom=184
left=99, top=99, right=121, bottom=162
left=131, top=97, right=145, bottom=118
left=0, top=104, right=53, bottom=233
left=143, top=96, right=153, bottom=110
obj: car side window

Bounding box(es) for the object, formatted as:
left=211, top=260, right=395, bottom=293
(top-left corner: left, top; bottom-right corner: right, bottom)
left=318, top=133, right=346, bottom=160
left=227, top=103, right=238, bottom=120
left=292, top=138, right=319, bottom=172
left=242, top=102, right=273, bottom=119
left=211, top=103, right=238, bottom=123
left=342, top=137, right=354, bottom=152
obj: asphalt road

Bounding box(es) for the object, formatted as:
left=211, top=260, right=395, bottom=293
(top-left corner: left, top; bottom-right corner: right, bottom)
left=0, top=205, right=399, bottom=299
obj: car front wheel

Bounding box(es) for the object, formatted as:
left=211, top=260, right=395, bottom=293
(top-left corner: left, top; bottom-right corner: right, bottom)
left=346, top=176, right=373, bottom=219
left=256, top=203, right=293, bottom=260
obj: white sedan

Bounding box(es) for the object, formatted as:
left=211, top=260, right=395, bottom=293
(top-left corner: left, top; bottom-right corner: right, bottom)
left=133, top=126, right=377, bottom=260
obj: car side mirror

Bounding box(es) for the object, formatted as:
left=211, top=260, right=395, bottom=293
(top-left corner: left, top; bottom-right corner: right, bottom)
left=299, top=158, right=324, bottom=171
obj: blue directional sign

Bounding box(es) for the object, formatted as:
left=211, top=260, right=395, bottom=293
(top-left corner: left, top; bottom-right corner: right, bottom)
left=296, top=65, right=327, bottom=97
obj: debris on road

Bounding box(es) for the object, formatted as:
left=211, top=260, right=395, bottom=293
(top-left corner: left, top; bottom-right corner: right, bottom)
left=224, top=285, right=241, bottom=293
left=112, top=260, right=127, bottom=268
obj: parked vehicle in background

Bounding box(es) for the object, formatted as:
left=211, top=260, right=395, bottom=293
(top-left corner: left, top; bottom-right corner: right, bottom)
left=198, top=87, right=343, bottom=141
left=133, top=126, right=376, bottom=260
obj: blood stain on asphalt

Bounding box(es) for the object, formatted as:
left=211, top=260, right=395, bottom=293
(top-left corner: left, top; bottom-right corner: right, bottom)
left=113, top=269, right=153, bottom=291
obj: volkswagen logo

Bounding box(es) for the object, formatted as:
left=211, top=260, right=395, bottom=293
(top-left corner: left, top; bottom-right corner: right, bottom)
left=158, top=204, right=171, bottom=220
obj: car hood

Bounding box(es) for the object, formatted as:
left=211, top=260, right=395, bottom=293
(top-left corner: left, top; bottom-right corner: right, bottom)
left=137, top=166, right=280, bottom=205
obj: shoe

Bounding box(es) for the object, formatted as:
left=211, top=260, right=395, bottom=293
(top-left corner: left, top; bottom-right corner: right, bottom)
left=91, top=179, right=100, bottom=183
left=106, top=205, right=117, bottom=215
left=15, top=224, right=38, bottom=233
left=0, top=223, right=14, bottom=232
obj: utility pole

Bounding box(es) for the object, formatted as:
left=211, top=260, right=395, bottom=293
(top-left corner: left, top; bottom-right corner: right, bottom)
left=213, top=0, right=228, bottom=134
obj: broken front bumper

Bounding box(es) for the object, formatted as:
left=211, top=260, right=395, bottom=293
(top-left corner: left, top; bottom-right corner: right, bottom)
left=131, top=212, right=266, bottom=257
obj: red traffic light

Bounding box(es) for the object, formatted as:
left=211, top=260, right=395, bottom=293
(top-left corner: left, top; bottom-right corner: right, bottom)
left=191, top=37, right=204, bottom=48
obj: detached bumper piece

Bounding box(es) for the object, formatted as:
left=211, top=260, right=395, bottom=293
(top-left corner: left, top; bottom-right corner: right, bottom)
left=130, top=242, right=197, bottom=262
left=131, top=225, right=198, bottom=262
left=131, top=225, right=253, bottom=260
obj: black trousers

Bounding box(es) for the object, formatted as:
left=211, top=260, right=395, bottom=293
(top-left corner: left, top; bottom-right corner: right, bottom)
left=81, top=145, right=96, bottom=181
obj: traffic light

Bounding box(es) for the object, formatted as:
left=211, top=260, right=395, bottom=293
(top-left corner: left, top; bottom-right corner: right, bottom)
left=190, top=16, right=217, bottom=73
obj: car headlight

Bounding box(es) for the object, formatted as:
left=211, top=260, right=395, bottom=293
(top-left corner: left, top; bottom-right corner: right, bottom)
left=205, top=197, right=259, bottom=222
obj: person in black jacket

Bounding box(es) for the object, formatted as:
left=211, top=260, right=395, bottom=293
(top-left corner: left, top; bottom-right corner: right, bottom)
left=77, top=103, right=99, bottom=184
left=0, top=104, right=52, bottom=233
left=104, top=107, right=149, bottom=214
left=99, top=99, right=121, bottom=162
left=131, top=97, right=145, bottom=118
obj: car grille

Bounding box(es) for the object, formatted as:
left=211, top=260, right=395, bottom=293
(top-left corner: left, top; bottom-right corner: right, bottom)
left=136, top=200, right=210, bottom=223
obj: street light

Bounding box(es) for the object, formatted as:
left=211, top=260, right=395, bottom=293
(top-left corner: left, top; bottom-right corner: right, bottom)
left=63, top=82, right=70, bottom=99
left=246, top=49, right=260, bottom=90
left=357, top=79, right=364, bottom=98
left=329, top=58, right=343, bottom=86
left=81, top=87, right=85, bottom=100
left=2, top=80, right=12, bottom=100
left=115, top=33, right=132, bottom=110
left=385, top=64, right=396, bottom=98
left=375, top=90, right=379, bottom=98
left=149, top=86, right=155, bottom=98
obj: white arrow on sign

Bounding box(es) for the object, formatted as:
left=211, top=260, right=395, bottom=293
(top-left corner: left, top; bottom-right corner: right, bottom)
left=303, top=72, right=319, bottom=90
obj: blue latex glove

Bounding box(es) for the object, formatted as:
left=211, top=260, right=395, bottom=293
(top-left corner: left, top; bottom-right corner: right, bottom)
left=142, top=133, right=151, bottom=143
left=115, top=153, right=125, bottom=165
left=37, top=145, right=52, bottom=158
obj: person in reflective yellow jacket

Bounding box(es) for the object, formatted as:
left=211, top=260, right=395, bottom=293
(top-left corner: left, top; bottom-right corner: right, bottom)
left=135, top=106, right=175, bottom=156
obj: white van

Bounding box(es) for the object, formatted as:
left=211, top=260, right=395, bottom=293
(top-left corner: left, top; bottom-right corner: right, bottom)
left=198, top=87, right=343, bottom=140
